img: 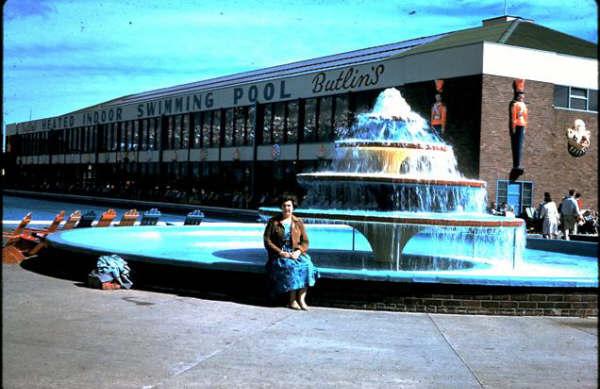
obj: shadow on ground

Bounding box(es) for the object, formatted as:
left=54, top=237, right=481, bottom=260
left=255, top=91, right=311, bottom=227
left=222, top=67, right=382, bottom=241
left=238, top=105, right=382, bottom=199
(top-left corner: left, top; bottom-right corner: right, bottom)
left=20, top=248, right=283, bottom=307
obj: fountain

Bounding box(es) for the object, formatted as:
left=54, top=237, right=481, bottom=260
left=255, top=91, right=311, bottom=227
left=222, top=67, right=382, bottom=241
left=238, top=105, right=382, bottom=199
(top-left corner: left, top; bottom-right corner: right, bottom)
left=32, top=88, right=595, bottom=316
left=259, top=88, right=526, bottom=271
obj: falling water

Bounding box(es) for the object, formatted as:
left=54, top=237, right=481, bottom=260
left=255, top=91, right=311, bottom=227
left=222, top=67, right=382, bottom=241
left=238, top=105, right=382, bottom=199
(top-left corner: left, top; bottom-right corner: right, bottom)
left=301, top=87, right=485, bottom=213
left=266, top=87, right=526, bottom=270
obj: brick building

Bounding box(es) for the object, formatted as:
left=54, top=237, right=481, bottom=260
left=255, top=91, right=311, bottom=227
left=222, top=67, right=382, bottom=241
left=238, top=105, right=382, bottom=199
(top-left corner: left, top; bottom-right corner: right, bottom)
left=4, top=16, right=598, bottom=213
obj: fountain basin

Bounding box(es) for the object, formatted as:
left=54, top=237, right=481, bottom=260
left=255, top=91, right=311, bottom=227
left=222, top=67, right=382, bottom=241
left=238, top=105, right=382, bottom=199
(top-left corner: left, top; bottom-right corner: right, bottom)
left=259, top=207, right=523, bottom=227
left=331, top=140, right=453, bottom=175
left=259, top=207, right=525, bottom=269
left=45, top=224, right=597, bottom=288
left=298, top=172, right=486, bottom=188
left=335, top=140, right=449, bottom=151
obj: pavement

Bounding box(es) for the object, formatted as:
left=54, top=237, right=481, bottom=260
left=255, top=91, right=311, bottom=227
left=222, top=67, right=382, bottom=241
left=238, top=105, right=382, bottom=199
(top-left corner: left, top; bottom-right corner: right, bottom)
left=2, top=262, right=597, bottom=389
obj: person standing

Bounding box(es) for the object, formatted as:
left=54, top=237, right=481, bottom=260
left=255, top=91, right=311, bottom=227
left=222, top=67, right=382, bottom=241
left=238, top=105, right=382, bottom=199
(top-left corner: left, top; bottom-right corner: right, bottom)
left=538, top=192, right=560, bottom=239
left=559, top=189, right=582, bottom=240
left=263, top=197, right=318, bottom=310
left=509, top=80, right=528, bottom=180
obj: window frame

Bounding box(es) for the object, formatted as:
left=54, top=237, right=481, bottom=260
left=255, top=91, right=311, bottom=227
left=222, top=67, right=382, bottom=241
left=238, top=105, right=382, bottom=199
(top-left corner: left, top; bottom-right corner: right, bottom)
left=495, top=180, right=534, bottom=216
left=554, top=85, right=597, bottom=112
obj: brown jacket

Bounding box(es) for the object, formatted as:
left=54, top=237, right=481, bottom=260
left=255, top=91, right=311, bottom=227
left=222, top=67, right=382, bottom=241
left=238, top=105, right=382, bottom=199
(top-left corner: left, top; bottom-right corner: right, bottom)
left=263, top=214, right=309, bottom=262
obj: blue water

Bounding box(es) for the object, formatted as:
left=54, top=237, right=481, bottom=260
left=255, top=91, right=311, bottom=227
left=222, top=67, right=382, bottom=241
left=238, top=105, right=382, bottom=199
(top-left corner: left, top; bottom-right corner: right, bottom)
left=46, top=224, right=597, bottom=288
left=5, top=195, right=596, bottom=287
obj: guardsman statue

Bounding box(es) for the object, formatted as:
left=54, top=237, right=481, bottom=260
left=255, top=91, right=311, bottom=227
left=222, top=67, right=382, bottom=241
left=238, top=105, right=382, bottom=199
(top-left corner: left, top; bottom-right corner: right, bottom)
left=431, top=79, right=447, bottom=135
left=509, top=79, right=528, bottom=181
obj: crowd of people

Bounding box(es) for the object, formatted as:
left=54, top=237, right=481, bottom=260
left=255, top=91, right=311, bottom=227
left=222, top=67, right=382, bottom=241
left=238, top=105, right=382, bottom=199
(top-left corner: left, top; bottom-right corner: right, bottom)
left=11, top=179, right=291, bottom=210
left=536, top=189, right=598, bottom=240
left=487, top=189, right=598, bottom=240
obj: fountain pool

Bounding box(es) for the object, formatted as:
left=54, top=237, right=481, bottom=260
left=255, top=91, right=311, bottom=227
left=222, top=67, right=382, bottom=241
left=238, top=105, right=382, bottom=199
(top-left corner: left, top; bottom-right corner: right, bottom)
left=46, top=223, right=597, bottom=288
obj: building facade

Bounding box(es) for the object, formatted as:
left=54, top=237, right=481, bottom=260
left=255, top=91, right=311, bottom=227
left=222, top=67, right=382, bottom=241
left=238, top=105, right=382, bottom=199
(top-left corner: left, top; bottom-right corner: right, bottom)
left=4, top=16, right=598, bottom=212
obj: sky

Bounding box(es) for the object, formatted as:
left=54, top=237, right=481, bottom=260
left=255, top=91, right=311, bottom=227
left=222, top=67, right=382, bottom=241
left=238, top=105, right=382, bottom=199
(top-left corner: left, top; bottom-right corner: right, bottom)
left=3, top=0, right=598, bottom=128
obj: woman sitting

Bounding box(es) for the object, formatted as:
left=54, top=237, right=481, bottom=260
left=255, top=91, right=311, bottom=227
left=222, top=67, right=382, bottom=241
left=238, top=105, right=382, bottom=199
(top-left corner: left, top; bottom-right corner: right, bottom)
left=263, top=196, right=319, bottom=310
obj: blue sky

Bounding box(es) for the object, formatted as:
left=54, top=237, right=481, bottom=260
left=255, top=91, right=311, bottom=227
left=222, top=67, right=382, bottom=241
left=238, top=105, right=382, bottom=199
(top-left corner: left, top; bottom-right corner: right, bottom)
left=3, top=0, right=597, bottom=127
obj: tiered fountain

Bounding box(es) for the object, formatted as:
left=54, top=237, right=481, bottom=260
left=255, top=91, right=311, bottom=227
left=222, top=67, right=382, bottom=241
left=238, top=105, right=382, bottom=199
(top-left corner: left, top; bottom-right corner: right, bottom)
left=260, top=88, right=525, bottom=271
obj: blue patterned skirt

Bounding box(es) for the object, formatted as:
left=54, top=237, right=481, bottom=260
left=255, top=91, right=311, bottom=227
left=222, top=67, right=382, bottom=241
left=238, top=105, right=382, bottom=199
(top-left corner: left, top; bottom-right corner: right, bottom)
left=266, top=253, right=319, bottom=294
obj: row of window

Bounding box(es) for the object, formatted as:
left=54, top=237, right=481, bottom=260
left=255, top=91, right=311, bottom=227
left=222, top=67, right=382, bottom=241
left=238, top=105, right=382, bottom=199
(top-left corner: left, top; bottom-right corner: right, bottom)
left=13, top=91, right=376, bottom=156
left=16, top=84, right=596, bottom=157
left=553, top=85, right=598, bottom=112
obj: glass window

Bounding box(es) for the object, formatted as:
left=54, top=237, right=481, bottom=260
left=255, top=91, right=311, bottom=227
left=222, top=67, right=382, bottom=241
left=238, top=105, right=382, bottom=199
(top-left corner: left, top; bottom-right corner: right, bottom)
left=496, top=180, right=533, bottom=216
left=76, top=128, right=81, bottom=151
left=103, top=124, right=109, bottom=152
left=286, top=101, right=298, bottom=144
left=81, top=127, right=91, bottom=153
left=202, top=111, right=211, bottom=147
left=128, top=121, right=135, bottom=151
left=263, top=104, right=273, bottom=145
left=65, top=130, right=70, bottom=153
left=334, top=95, right=350, bottom=139
left=90, top=126, right=97, bottom=152
left=272, top=102, right=285, bottom=144
left=570, top=87, right=587, bottom=98
left=318, top=96, right=333, bottom=141
left=522, top=183, right=532, bottom=210
left=166, top=117, right=174, bottom=149
left=61, top=130, right=67, bottom=153
left=86, top=127, right=91, bottom=152
left=554, top=85, right=598, bottom=112
left=140, top=120, right=148, bottom=151
left=80, top=128, right=86, bottom=152
left=570, top=87, right=588, bottom=110
left=589, top=90, right=598, bottom=112
left=570, top=97, right=587, bottom=110
left=193, top=113, right=202, bottom=148
left=148, top=119, right=156, bottom=150
left=155, top=118, right=161, bottom=150
left=132, top=120, right=139, bottom=150
left=82, top=128, right=87, bottom=152
left=211, top=110, right=221, bottom=147
left=111, top=123, right=118, bottom=151
left=182, top=114, right=190, bottom=149
left=119, top=122, right=127, bottom=151
left=304, top=98, right=317, bottom=142
left=103, top=125, right=109, bottom=151
left=247, top=106, right=256, bottom=146
left=173, top=115, right=182, bottom=149
left=234, top=107, right=246, bottom=146
left=554, top=85, right=568, bottom=107
left=224, top=108, right=234, bottom=147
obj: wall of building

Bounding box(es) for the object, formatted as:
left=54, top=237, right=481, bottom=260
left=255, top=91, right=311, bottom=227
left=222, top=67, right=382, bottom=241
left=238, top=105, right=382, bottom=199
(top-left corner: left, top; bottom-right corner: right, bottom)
left=480, top=74, right=598, bottom=211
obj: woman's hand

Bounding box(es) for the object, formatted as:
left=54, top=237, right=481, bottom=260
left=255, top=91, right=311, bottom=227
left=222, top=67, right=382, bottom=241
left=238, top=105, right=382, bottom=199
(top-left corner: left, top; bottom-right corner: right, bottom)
left=279, top=251, right=292, bottom=259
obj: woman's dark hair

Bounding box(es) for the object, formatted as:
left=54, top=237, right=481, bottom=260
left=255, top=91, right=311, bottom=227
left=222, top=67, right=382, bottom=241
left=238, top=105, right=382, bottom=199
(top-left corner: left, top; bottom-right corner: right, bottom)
left=280, top=195, right=297, bottom=207
left=544, top=192, right=552, bottom=202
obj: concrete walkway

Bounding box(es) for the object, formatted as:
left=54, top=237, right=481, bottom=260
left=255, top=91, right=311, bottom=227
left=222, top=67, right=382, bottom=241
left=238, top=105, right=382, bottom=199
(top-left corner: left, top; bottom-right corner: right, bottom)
left=3, top=263, right=597, bottom=389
